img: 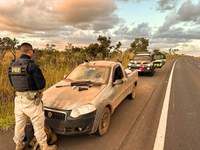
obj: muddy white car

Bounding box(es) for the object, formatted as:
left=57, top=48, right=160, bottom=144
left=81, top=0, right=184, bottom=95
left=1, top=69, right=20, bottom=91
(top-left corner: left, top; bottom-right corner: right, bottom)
left=42, top=61, right=138, bottom=136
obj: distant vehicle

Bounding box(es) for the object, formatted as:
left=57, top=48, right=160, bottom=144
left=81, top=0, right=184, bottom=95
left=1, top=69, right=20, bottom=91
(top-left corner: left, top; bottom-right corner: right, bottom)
left=152, top=54, right=166, bottom=68
left=42, top=60, right=138, bottom=136
left=128, top=53, right=155, bottom=76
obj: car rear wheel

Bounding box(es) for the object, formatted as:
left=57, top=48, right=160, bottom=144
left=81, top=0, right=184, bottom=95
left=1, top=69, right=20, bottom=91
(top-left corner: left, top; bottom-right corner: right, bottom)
left=149, top=70, right=154, bottom=76
left=97, top=107, right=111, bottom=136
left=127, top=85, right=136, bottom=100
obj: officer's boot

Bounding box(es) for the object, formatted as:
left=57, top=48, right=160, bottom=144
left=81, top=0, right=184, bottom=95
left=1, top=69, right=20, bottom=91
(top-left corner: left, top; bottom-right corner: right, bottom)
left=15, top=142, right=25, bottom=150
left=40, top=144, right=57, bottom=150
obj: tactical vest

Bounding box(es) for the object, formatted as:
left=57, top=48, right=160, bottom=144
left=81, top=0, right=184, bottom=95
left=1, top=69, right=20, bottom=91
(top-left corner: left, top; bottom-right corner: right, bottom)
left=8, top=58, right=36, bottom=92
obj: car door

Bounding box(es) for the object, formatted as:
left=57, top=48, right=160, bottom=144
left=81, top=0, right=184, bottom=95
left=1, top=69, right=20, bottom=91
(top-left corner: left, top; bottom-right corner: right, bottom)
left=111, top=65, right=127, bottom=109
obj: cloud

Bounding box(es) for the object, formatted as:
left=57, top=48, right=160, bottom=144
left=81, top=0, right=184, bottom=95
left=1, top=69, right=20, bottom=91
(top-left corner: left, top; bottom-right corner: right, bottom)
left=0, top=0, right=120, bottom=34
left=114, top=23, right=152, bottom=39
left=157, top=0, right=177, bottom=11
left=118, top=0, right=177, bottom=11
left=177, top=0, right=200, bottom=22
left=0, top=0, right=121, bottom=49
left=157, top=10, right=179, bottom=32
left=157, top=0, right=200, bottom=35
left=117, top=0, right=146, bottom=2
left=0, top=0, right=61, bottom=33
left=152, top=26, right=200, bottom=55
left=155, top=27, right=200, bottom=40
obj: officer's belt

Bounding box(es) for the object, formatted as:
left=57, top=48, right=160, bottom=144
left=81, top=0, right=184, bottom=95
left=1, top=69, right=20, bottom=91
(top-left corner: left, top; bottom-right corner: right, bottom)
left=16, top=91, right=37, bottom=100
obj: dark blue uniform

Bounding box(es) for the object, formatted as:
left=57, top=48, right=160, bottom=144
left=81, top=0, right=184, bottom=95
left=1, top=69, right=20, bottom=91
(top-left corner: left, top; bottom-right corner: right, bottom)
left=9, top=54, right=46, bottom=92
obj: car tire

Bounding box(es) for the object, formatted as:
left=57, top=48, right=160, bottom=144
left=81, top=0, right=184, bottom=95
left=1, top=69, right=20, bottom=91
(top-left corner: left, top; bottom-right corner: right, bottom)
left=96, top=107, right=111, bottom=136
left=127, top=85, right=136, bottom=100
left=149, top=70, right=154, bottom=76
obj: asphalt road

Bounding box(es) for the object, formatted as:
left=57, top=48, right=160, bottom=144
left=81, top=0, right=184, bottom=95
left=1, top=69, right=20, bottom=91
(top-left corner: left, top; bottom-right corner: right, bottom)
left=1, top=57, right=200, bottom=150
left=165, top=57, right=200, bottom=150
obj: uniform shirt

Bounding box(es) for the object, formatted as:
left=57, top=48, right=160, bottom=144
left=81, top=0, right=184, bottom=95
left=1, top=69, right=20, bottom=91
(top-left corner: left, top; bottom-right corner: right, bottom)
left=19, top=54, right=46, bottom=90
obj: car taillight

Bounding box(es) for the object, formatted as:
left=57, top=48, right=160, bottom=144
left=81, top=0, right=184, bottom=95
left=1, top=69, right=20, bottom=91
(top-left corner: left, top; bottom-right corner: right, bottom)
left=139, top=66, right=145, bottom=70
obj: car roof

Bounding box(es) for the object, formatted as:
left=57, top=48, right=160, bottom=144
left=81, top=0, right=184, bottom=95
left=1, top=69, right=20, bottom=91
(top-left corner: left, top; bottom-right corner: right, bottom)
left=80, top=60, right=120, bottom=67
left=135, top=53, right=151, bottom=56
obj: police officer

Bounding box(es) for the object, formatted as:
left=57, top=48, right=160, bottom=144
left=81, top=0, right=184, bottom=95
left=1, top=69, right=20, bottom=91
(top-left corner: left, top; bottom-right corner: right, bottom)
left=8, top=43, right=57, bottom=150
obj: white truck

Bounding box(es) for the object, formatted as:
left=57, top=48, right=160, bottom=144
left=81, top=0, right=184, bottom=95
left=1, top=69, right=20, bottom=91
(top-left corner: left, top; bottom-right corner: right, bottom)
left=42, top=60, right=138, bottom=136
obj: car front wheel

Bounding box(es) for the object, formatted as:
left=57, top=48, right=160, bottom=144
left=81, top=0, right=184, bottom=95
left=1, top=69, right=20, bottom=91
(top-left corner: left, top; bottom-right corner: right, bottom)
left=96, top=107, right=111, bottom=136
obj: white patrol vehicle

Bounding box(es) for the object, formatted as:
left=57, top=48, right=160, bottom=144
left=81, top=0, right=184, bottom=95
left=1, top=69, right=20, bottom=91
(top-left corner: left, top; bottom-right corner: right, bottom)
left=128, top=53, right=155, bottom=76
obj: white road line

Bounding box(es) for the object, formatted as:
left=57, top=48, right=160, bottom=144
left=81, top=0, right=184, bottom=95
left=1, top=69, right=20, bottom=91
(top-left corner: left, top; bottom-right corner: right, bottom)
left=153, top=60, right=178, bottom=150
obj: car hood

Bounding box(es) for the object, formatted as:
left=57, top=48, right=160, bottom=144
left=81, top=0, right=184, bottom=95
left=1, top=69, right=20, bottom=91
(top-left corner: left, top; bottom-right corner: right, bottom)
left=42, top=80, right=106, bottom=110
left=130, top=60, right=151, bottom=64
left=153, top=59, right=165, bottom=62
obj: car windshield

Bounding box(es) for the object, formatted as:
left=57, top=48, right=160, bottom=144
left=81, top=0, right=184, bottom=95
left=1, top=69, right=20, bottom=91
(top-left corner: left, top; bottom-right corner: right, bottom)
left=153, top=54, right=166, bottom=60
left=133, top=55, right=151, bottom=61
left=67, top=65, right=110, bottom=84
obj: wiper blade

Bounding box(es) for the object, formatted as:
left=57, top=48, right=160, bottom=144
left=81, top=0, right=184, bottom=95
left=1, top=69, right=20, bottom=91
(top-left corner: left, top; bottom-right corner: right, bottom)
left=56, top=79, right=73, bottom=88
left=90, top=82, right=102, bottom=86
left=56, top=84, right=70, bottom=88
left=71, top=81, right=90, bottom=86
left=71, top=81, right=102, bottom=87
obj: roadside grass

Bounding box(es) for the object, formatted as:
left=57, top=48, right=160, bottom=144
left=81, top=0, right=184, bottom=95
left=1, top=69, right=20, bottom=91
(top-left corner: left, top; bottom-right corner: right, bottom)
left=0, top=52, right=16, bottom=130
left=165, top=53, right=186, bottom=61
left=42, top=64, right=70, bottom=89
left=0, top=102, right=15, bottom=130
left=110, top=52, right=134, bottom=67
left=0, top=51, right=179, bottom=130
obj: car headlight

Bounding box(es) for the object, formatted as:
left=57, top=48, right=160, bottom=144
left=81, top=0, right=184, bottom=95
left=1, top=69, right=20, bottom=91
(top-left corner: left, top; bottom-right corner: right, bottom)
left=147, top=64, right=151, bottom=67
left=128, top=63, right=132, bottom=67
left=70, top=104, right=96, bottom=118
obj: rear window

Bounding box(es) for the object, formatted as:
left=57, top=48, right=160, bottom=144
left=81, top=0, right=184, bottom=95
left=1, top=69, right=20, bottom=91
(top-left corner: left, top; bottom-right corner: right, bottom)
left=153, top=54, right=166, bottom=60
left=134, top=55, right=151, bottom=61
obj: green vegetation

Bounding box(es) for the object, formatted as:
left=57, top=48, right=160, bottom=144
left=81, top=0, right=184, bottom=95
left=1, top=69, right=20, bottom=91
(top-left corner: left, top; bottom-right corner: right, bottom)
left=165, top=53, right=186, bottom=61
left=0, top=36, right=181, bottom=130
left=0, top=52, right=16, bottom=130
left=130, top=37, right=149, bottom=53
left=0, top=103, right=15, bottom=130
left=0, top=37, right=19, bottom=61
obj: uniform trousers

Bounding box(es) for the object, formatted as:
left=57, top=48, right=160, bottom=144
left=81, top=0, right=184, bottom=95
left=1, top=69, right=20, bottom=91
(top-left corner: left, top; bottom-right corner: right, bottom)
left=13, top=94, right=48, bottom=147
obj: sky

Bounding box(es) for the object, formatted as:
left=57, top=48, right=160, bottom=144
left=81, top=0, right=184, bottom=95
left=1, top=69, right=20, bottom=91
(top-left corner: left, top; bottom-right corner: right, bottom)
left=0, top=0, right=200, bottom=56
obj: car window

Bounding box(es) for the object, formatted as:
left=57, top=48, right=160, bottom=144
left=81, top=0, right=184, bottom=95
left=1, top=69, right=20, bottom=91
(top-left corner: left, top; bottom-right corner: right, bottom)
left=153, top=54, right=166, bottom=60
left=134, top=55, right=151, bottom=61
left=67, top=65, right=110, bottom=84
left=113, top=66, right=124, bottom=82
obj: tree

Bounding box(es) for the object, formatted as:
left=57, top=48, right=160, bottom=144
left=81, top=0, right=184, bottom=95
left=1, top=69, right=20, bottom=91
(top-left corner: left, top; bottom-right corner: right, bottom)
left=97, top=35, right=112, bottom=58
left=45, top=44, right=56, bottom=51
left=114, top=41, right=122, bottom=53
left=153, top=49, right=162, bottom=54
left=169, top=48, right=179, bottom=54
left=65, top=43, right=73, bottom=52
left=86, top=43, right=100, bottom=58
left=130, top=38, right=149, bottom=53
left=84, top=35, right=113, bottom=59
left=0, top=37, right=19, bottom=61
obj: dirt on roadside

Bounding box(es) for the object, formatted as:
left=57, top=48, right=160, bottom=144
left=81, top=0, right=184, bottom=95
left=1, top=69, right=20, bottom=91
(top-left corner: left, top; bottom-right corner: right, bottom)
left=0, top=128, right=15, bottom=150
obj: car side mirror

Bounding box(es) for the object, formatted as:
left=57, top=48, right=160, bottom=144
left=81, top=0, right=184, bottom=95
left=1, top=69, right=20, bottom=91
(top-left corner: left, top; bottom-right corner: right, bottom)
left=113, top=79, right=123, bottom=86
